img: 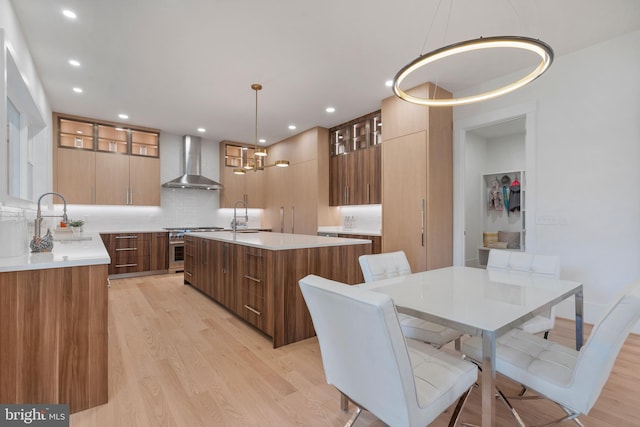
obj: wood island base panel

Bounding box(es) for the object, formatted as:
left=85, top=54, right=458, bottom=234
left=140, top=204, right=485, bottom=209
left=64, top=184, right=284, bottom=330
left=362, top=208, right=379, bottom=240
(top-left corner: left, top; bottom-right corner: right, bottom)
left=0, top=264, right=108, bottom=413
left=184, top=232, right=372, bottom=347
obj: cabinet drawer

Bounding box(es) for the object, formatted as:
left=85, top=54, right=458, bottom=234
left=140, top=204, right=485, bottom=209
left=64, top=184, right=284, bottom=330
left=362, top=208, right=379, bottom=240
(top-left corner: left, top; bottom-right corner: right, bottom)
left=243, top=248, right=264, bottom=282
left=112, top=255, right=149, bottom=274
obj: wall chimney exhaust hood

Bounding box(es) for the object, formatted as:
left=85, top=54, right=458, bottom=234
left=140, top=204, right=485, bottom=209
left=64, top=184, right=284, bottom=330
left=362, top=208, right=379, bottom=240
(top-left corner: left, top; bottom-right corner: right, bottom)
left=162, top=135, right=223, bottom=190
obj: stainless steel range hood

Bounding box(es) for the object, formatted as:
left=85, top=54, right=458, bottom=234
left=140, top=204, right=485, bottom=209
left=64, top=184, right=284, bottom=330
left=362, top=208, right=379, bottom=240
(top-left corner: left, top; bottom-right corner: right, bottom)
left=162, top=135, right=223, bottom=190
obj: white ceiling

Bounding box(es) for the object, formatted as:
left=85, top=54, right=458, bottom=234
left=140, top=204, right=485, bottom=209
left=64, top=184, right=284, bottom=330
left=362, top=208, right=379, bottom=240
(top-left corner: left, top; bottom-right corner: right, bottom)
left=10, top=0, right=640, bottom=146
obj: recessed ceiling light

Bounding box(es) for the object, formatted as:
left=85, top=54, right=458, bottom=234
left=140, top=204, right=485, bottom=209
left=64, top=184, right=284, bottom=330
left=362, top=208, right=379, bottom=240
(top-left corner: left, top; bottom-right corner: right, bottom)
left=118, top=114, right=129, bottom=119
left=325, top=107, right=335, bottom=113
left=197, top=128, right=206, bottom=133
left=385, top=80, right=393, bottom=87
left=76, top=130, right=83, bottom=134
left=69, top=59, right=80, bottom=67
left=72, top=87, right=83, bottom=93
left=288, top=125, right=296, bottom=130
left=62, top=9, right=77, bottom=19
left=258, top=138, right=266, bottom=144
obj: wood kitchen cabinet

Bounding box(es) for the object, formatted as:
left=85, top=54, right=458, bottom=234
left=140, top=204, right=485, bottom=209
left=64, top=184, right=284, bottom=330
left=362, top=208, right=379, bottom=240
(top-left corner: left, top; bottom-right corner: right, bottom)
left=262, top=127, right=338, bottom=234
left=150, top=232, right=169, bottom=271
left=381, top=82, right=453, bottom=272
left=237, top=246, right=273, bottom=334
left=0, top=264, right=108, bottom=413
left=53, top=113, right=160, bottom=206
left=183, top=234, right=370, bottom=347
left=100, top=232, right=168, bottom=277
left=330, top=145, right=381, bottom=206
left=329, top=111, right=382, bottom=206
left=337, top=233, right=382, bottom=254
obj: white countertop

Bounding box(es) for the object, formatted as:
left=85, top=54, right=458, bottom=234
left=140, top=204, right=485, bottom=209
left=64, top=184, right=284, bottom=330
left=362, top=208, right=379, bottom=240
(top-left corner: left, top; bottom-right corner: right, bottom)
left=188, top=231, right=372, bottom=250
left=317, top=226, right=381, bottom=236
left=0, top=232, right=110, bottom=273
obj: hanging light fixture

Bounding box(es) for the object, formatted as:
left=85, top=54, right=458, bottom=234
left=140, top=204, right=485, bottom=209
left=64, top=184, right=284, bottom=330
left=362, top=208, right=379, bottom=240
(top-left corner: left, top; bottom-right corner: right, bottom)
left=393, top=36, right=553, bottom=107
left=392, top=0, right=554, bottom=107
left=234, top=83, right=289, bottom=175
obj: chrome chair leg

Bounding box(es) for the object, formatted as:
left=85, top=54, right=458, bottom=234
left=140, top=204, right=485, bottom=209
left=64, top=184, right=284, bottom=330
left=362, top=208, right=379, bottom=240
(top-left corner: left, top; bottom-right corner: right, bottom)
left=344, top=406, right=362, bottom=427
left=448, top=386, right=473, bottom=427
left=340, top=392, right=349, bottom=412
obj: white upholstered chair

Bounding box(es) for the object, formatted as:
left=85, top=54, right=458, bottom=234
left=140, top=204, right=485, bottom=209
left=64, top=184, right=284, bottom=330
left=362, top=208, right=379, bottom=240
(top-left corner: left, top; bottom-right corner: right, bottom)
left=358, top=251, right=463, bottom=348
left=461, top=279, right=640, bottom=426
left=487, top=249, right=561, bottom=338
left=299, top=274, right=477, bottom=427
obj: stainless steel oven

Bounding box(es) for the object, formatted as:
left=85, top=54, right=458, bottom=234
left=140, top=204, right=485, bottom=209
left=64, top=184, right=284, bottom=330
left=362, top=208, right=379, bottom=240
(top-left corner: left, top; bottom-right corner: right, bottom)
left=168, top=239, right=185, bottom=273
left=165, top=227, right=224, bottom=273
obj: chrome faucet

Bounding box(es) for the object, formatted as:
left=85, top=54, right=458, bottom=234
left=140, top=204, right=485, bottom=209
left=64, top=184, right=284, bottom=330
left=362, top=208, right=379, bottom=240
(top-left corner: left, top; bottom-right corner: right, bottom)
left=34, top=192, right=68, bottom=238
left=232, top=200, right=248, bottom=234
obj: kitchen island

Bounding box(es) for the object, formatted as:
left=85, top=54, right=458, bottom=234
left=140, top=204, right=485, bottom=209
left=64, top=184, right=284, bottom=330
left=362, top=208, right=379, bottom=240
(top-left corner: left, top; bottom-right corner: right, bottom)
left=184, top=231, right=371, bottom=347
left=0, top=233, right=109, bottom=413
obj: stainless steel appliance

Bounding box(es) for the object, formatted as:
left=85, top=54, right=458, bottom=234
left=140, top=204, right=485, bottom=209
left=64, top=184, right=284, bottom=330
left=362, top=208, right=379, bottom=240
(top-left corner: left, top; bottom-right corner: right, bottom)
left=162, top=136, right=223, bottom=190
left=165, top=227, right=224, bottom=273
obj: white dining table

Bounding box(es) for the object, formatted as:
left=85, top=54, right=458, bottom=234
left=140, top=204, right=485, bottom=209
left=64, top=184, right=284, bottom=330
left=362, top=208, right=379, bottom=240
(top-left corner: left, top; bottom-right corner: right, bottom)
left=365, top=266, right=584, bottom=427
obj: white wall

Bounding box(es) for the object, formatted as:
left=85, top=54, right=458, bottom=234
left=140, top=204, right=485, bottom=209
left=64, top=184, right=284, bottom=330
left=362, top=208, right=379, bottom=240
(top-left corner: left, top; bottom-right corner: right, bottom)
left=454, top=30, right=640, bottom=329
left=0, top=0, right=51, bottom=208
left=464, top=133, right=486, bottom=265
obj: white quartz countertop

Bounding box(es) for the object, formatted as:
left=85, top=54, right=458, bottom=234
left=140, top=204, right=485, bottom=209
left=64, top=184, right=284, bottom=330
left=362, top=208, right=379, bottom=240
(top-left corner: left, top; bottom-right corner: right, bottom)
left=188, top=231, right=372, bottom=250
left=317, top=226, right=381, bottom=236
left=0, top=232, right=110, bottom=273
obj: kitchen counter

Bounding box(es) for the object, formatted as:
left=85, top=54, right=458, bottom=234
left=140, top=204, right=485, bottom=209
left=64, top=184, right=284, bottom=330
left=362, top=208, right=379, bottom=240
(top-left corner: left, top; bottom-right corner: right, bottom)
left=184, top=231, right=372, bottom=347
left=317, top=226, right=381, bottom=236
left=188, top=231, right=371, bottom=250
left=0, top=232, right=110, bottom=272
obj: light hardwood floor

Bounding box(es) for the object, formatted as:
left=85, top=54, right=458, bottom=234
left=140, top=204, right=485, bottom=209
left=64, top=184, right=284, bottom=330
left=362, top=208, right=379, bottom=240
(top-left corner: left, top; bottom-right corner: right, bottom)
left=70, top=273, right=640, bottom=426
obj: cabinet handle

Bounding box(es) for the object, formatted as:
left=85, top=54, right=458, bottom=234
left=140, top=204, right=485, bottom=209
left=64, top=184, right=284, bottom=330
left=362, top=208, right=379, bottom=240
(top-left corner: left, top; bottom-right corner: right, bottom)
left=116, top=263, right=138, bottom=268
left=246, top=252, right=262, bottom=258
left=244, top=274, right=261, bottom=283
left=222, top=243, right=228, bottom=274
left=421, top=198, right=425, bottom=247
left=129, top=187, right=133, bottom=205
left=280, top=206, right=284, bottom=233
left=243, top=304, right=262, bottom=316
left=116, top=235, right=138, bottom=239
left=344, top=186, right=348, bottom=205
left=116, top=247, right=137, bottom=251
left=185, top=271, right=192, bottom=277
left=291, top=206, right=295, bottom=234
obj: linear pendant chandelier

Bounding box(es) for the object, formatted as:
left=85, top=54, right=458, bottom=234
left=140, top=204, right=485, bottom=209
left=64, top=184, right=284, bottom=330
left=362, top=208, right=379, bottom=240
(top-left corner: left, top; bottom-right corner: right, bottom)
left=392, top=36, right=554, bottom=107
left=234, top=83, right=289, bottom=175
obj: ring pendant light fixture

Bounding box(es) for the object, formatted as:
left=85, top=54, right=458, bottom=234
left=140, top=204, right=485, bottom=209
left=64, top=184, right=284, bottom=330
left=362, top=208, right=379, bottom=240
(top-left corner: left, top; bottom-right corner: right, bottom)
left=234, top=84, right=289, bottom=175
left=393, top=36, right=553, bottom=107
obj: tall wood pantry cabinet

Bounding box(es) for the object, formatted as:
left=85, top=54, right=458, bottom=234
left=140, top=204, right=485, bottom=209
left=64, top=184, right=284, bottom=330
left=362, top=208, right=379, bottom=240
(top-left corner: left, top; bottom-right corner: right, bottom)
left=262, top=127, right=339, bottom=235
left=381, top=82, right=453, bottom=272
left=53, top=113, right=161, bottom=206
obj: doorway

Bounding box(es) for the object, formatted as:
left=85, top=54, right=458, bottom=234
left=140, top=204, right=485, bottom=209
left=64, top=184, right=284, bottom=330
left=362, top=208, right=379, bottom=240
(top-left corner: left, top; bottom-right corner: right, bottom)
left=453, top=103, right=537, bottom=267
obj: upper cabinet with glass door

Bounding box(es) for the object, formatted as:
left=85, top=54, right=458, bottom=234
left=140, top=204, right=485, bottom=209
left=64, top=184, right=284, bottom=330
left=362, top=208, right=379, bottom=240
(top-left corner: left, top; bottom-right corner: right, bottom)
left=329, top=110, right=382, bottom=206
left=57, top=115, right=159, bottom=158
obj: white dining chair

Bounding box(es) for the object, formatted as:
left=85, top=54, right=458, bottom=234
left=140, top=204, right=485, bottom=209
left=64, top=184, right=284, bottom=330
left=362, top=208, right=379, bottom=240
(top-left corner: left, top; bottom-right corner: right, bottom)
left=461, top=279, right=640, bottom=426
left=487, top=249, right=560, bottom=338
left=358, top=251, right=463, bottom=348
left=299, top=274, right=477, bottom=427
